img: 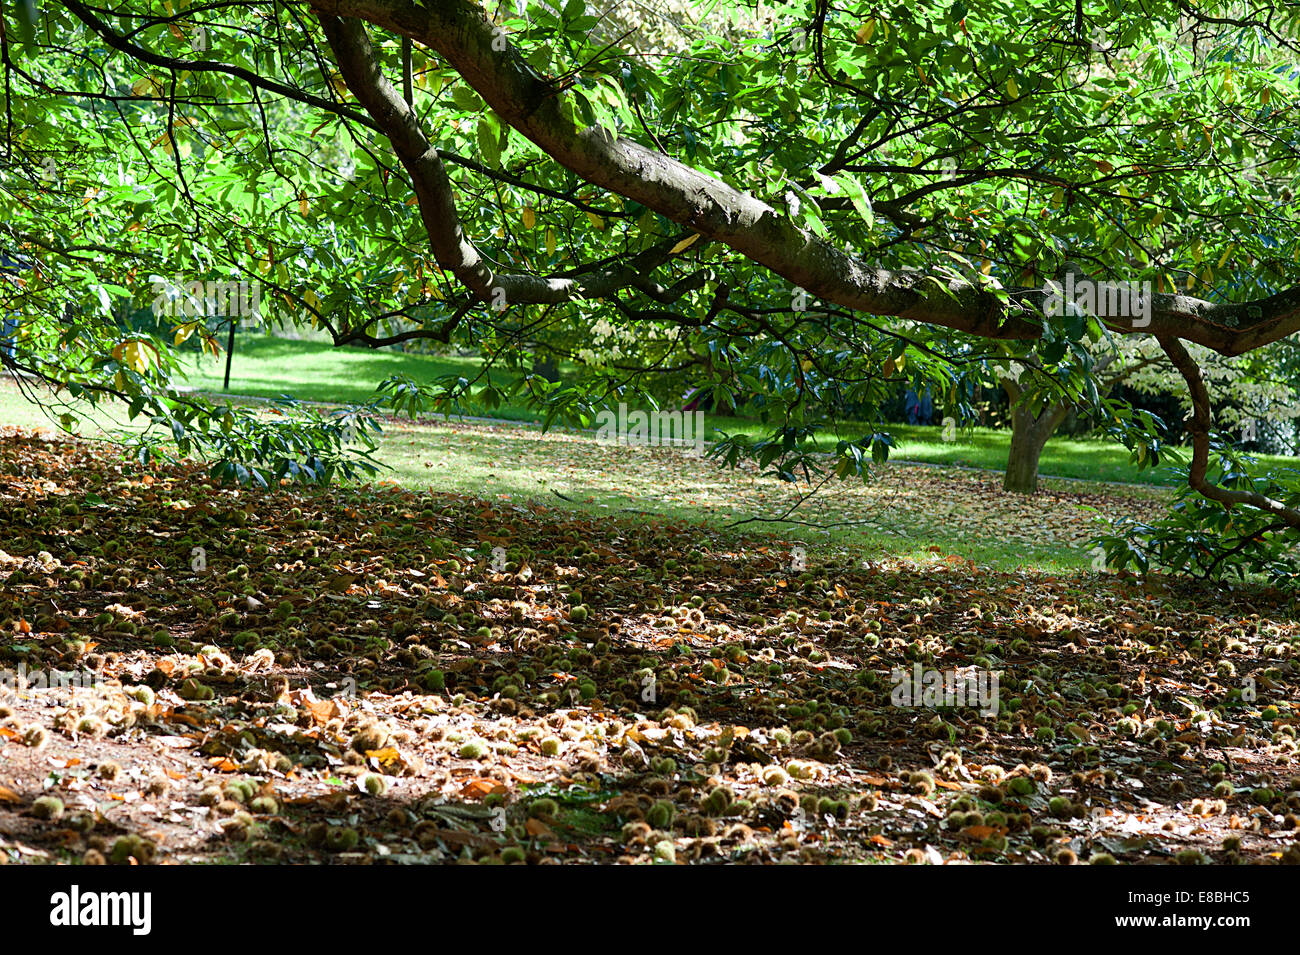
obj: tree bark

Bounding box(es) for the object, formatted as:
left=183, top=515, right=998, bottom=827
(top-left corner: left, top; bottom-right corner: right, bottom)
left=1002, top=403, right=1065, bottom=493
left=1000, top=373, right=1073, bottom=493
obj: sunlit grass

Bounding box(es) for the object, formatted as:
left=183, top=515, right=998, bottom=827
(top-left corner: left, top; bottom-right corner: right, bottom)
left=0, top=378, right=1165, bottom=574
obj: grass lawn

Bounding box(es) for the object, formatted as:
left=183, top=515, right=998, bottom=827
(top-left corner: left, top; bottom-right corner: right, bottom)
left=175, top=335, right=1300, bottom=488
left=178, top=335, right=546, bottom=422
left=0, top=377, right=1168, bottom=574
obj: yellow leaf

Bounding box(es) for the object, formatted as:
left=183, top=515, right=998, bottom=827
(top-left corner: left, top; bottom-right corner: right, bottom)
left=855, top=19, right=875, bottom=43
left=173, top=322, right=198, bottom=347
left=521, top=206, right=536, bottom=230
left=586, top=212, right=605, bottom=231
left=123, top=340, right=149, bottom=373
left=670, top=233, right=701, bottom=254
left=1006, top=76, right=1019, bottom=98
left=545, top=227, right=556, bottom=256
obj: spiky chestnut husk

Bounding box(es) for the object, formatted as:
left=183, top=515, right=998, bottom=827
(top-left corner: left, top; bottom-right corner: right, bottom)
left=458, top=740, right=488, bottom=759
left=350, top=725, right=388, bottom=753
left=1005, top=777, right=1035, bottom=797
left=909, top=771, right=935, bottom=796
left=325, top=827, right=360, bottom=852
left=529, top=798, right=559, bottom=819
left=247, top=840, right=284, bottom=863
left=83, top=849, right=106, bottom=865
left=653, top=839, right=676, bottom=863
left=760, top=765, right=789, bottom=787
left=1089, top=852, right=1117, bottom=865
left=109, top=835, right=155, bottom=865
left=361, top=774, right=387, bottom=796
left=1175, top=849, right=1206, bottom=864
left=703, top=787, right=733, bottom=816
left=501, top=846, right=526, bottom=864
left=1054, top=848, right=1077, bottom=865
left=31, top=796, right=64, bottom=821
left=645, top=801, right=674, bottom=829
left=1048, top=796, right=1073, bottom=818
left=224, top=778, right=256, bottom=803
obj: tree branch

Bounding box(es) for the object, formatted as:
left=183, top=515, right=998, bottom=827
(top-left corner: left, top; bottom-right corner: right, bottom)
left=308, top=0, right=1300, bottom=356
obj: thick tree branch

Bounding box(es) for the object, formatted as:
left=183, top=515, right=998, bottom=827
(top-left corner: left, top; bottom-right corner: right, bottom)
left=317, top=13, right=700, bottom=308
left=308, top=0, right=1300, bottom=356
left=1159, top=336, right=1300, bottom=528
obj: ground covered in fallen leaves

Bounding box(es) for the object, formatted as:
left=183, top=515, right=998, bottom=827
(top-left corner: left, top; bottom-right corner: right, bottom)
left=2, top=427, right=1299, bottom=865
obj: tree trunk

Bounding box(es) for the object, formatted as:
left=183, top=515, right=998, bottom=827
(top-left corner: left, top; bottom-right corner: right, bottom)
left=1000, top=352, right=1126, bottom=493
left=1004, top=407, right=1048, bottom=493
left=1003, top=401, right=1070, bottom=493
left=533, top=353, right=560, bottom=383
